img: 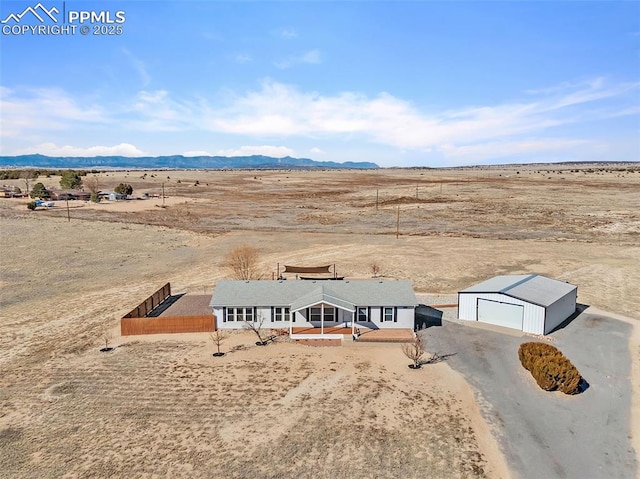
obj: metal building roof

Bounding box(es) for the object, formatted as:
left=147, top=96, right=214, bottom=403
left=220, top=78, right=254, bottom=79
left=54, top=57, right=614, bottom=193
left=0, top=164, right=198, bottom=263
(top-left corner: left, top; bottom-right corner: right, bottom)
left=459, top=274, right=577, bottom=307
left=210, top=279, right=417, bottom=309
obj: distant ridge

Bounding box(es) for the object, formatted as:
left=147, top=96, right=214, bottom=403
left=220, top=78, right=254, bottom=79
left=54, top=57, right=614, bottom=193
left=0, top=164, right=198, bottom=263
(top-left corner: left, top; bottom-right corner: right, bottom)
left=0, top=154, right=378, bottom=170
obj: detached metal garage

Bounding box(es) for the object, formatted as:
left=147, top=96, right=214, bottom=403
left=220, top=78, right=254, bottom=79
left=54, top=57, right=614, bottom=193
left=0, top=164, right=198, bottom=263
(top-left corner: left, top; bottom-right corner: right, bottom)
left=458, top=274, right=577, bottom=335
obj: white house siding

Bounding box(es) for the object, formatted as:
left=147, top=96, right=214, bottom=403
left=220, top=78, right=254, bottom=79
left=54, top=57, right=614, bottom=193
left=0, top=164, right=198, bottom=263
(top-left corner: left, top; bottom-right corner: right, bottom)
left=544, top=290, right=577, bottom=334
left=396, top=307, right=415, bottom=329
left=458, top=293, right=546, bottom=335
left=214, top=305, right=415, bottom=330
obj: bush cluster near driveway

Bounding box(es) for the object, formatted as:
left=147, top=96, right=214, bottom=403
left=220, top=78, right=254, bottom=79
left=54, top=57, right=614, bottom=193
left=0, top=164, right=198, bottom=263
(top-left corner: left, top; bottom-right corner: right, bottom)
left=518, top=342, right=582, bottom=395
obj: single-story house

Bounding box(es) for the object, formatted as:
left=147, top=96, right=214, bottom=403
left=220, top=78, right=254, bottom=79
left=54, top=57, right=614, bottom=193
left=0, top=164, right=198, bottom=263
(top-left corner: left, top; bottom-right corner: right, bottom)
left=49, top=190, right=91, bottom=201
left=458, top=274, right=577, bottom=335
left=108, top=192, right=128, bottom=201
left=210, top=279, right=417, bottom=336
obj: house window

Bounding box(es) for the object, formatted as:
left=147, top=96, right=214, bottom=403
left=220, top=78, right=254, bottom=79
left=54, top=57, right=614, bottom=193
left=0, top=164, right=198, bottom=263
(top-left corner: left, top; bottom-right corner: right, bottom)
left=357, top=307, right=368, bottom=322
left=310, top=307, right=322, bottom=321
left=273, top=307, right=290, bottom=322
left=323, top=307, right=335, bottom=322
left=225, top=307, right=254, bottom=322
left=383, top=307, right=396, bottom=322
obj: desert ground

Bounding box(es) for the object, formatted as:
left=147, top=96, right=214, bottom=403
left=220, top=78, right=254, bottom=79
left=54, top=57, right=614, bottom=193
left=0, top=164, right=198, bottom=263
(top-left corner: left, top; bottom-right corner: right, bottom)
left=1, top=163, right=638, bottom=478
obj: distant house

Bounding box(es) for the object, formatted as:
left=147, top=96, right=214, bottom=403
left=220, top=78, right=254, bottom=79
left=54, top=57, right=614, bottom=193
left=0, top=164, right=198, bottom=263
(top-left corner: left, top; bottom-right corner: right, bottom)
left=458, top=274, right=577, bottom=335
left=108, top=192, right=127, bottom=201
left=210, top=279, right=417, bottom=337
left=49, top=190, right=91, bottom=201
left=0, top=187, right=26, bottom=198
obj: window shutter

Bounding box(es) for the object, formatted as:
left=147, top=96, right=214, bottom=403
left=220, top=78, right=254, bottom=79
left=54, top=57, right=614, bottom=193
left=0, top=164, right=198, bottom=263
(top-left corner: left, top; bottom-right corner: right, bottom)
left=368, top=307, right=371, bottom=322
left=223, top=307, right=227, bottom=323
left=394, top=307, right=397, bottom=322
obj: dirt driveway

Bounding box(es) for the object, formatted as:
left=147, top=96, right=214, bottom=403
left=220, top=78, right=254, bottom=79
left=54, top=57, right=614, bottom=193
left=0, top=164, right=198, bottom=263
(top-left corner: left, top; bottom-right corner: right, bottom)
left=422, top=309, right=637, bottom=479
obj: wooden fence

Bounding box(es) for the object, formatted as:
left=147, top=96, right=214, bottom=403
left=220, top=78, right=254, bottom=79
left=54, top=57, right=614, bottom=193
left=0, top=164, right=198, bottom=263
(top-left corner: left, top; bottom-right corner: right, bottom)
left=121, top=315, right=216, bottom=336
left=123, top=283, right=172, bottom=319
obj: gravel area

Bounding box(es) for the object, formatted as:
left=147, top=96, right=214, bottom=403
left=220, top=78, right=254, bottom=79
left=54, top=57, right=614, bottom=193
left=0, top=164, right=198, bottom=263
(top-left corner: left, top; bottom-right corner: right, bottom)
left=423, top=309, right=637, bottom=479
left=157, top=294, right=213, bottom=317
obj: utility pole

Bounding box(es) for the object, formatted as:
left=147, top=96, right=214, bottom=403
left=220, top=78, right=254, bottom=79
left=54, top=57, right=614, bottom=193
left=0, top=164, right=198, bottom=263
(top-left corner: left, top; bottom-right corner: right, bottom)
left=66, top=198, right=70, bottom=222
left=376, top=189, right=379, bottom=211
left=396, top=204, right=400, bottom=239
left=416, top=184, right=418, bottom=199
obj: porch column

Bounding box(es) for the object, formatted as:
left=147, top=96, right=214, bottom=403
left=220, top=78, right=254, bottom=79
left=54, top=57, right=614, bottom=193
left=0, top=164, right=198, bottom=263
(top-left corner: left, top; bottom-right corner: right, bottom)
left=321, top=303, right=324, bottom=335
left=351, top=309, right=356, bottom=337
left=289, top=310, right=293, bottom=336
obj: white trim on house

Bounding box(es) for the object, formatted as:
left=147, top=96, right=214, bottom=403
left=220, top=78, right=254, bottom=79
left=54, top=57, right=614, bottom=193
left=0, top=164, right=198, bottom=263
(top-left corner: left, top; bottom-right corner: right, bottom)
left=210, top=279, right=417, bottom=335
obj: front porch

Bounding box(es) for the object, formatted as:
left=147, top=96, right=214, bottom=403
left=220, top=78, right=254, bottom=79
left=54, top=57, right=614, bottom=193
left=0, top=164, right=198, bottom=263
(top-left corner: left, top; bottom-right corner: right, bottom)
left=289, top=326, right=414, bottom=343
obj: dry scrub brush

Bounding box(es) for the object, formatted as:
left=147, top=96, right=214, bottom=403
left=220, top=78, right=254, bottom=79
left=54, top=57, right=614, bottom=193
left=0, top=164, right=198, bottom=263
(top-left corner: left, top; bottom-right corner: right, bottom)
left=401, top=335, right=425, bottom=369
left=210, top=330, right=229, bottom=355
left=518, top=342, right=582, bottom=394
left=224, top=244, right=263, bottom=280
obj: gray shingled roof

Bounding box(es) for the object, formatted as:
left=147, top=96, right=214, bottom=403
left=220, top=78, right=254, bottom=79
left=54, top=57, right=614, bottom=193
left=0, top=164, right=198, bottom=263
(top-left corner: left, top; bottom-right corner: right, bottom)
left=210, top=279, right=417, bottom=309
left=459, top=274, right=577, bottom=307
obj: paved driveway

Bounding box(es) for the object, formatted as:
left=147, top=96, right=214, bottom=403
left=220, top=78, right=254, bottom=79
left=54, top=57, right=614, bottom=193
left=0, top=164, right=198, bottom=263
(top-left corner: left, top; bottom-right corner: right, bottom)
left=423, top=310, right=637, bottom=479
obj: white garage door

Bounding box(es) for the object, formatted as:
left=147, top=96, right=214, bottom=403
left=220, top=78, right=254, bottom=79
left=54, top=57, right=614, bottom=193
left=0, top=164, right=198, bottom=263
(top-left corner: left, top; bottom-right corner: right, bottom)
left=477, top=299, right=524, bottom=330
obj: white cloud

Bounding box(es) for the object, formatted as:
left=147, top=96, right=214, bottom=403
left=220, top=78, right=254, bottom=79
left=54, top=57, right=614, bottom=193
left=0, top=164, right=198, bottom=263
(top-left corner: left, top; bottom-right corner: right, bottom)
left=274, top=49, right=321, bottom=69
left=437, top=138, right=601, bottom=164
left=234, top=53, right=252, bottom=64
left=0, top=87, right=108, bottom=138
left=183, top=150, right=214, bottom=157
left=13, top=142, right=147, bottom=157
left=278, top=28, right=298, bottom=39
left=310, top=147, right=324, bottom=154
left=208, top=79, right=639, bottom=152
left=2, top=78, right=638, bottom=164
left=122, top=48, right=151, bottom=87
left=215, top=145, right=295, bottom=157
left=301, top=49, right=321, bottom=64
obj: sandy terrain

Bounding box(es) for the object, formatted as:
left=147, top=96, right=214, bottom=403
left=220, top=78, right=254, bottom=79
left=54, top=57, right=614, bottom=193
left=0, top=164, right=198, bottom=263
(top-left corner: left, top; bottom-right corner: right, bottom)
left=1, top=164, right=638, bottom=477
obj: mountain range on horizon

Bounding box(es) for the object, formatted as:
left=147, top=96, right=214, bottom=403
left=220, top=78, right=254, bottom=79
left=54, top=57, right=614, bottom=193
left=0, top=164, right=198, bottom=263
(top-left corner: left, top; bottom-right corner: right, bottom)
left=0, top=154, right=379, bottom=170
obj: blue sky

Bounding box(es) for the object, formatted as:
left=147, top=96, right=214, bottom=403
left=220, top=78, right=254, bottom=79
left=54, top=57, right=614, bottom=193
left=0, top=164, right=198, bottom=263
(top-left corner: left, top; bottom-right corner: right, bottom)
left=1, top=1, right=638, bottom=167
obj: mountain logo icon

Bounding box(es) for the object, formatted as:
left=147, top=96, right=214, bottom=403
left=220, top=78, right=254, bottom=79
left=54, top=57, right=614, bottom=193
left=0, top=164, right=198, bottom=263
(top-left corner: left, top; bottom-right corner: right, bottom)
left=1, top=3, right=59, bottom=24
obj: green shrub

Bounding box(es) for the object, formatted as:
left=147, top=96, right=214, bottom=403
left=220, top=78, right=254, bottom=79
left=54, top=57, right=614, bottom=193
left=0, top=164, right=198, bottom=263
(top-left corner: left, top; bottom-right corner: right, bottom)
left=518, top=342, right=582, bottom=395
left=26, top=201, right=37, bottom=211
left=114, top=183, right=133, bottom=196
left=30, top=182, right=50, bottom=199
left=90, top=193, right=101, bottom=203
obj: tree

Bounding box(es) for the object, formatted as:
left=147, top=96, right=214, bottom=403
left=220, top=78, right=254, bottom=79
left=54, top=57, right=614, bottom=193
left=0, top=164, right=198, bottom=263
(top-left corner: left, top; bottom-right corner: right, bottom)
left=101, top=331, right=114, bottom=352
left=84, top=176, right=101, bottom=203
left=243, top=313, right=270, bottom=346
left=370, top=262, right=381, bottom=278
left=224, top=244, right=262, bottom=280
left=115, top=183, right=133, bottom=196
left=402, top=334, right=426, bottom=369
left=210, top=330, right=229, bottom=357
left=30, top=182, right=50, bottom=199
left=60, top=170, right=83, bottom=189
left=21, top=170, right=37, bottom=193
left=84, top=176, right=99, bottom=194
